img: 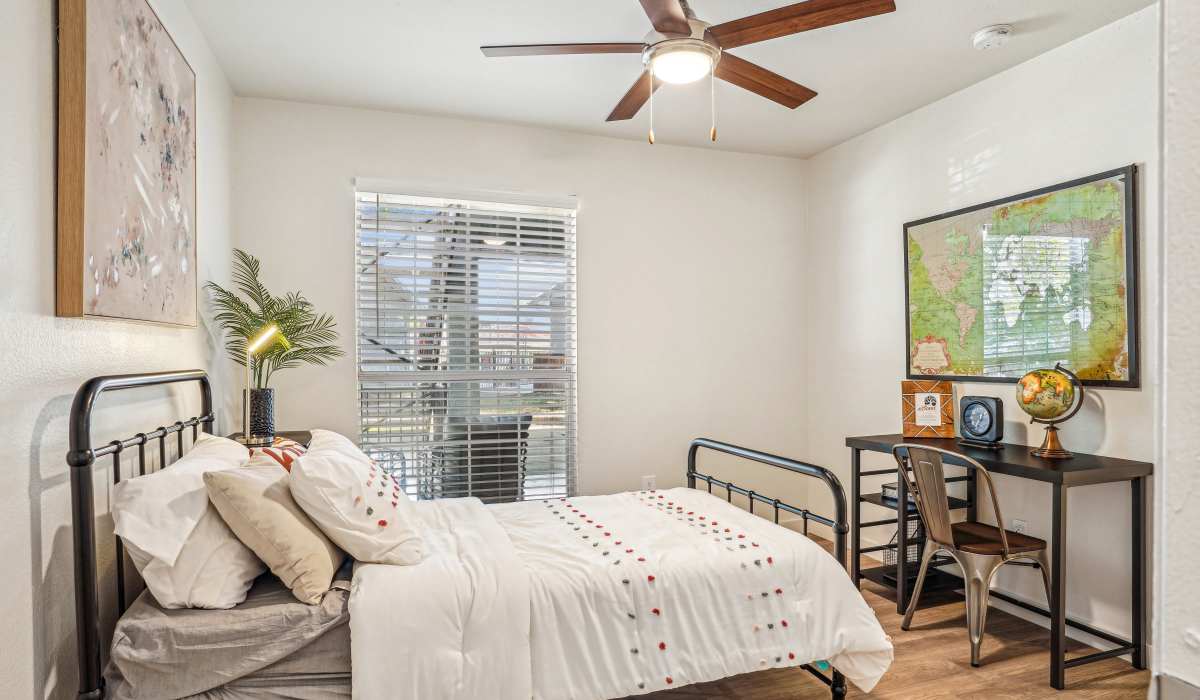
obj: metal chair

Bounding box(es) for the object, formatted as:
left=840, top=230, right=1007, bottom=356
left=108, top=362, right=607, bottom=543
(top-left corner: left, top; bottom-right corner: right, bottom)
left=892, top=444, right=1052, bottom=667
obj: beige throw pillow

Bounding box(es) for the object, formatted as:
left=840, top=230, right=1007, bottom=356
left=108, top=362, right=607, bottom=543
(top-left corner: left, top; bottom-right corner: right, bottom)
left=204, top=463, right=345, bottom=604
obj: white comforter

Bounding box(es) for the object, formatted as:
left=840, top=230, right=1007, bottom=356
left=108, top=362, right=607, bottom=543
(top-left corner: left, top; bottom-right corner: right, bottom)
left=351, top=488, right=893, bottom=699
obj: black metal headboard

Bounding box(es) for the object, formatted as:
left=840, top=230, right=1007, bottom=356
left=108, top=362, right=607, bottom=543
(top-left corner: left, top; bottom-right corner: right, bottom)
left=67, top=370, right=214, bottom=700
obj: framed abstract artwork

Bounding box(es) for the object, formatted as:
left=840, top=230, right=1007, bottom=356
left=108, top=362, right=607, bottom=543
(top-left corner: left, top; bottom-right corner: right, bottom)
left=57, top=0, right=197, bottom=325
left=903, top=165, right=1139, bottom=388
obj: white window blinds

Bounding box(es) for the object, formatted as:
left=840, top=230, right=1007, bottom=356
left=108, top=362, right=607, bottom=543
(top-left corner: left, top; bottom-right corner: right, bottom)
left=355, top=190, right=577, bottom=503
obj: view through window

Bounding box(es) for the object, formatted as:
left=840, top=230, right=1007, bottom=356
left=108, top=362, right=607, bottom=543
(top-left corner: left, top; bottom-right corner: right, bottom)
left=355, top=191, right=577, bottom=502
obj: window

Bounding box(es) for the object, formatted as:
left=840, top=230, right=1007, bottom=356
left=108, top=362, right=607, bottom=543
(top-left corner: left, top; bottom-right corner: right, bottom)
left=355, top=190, right=577, bottom=503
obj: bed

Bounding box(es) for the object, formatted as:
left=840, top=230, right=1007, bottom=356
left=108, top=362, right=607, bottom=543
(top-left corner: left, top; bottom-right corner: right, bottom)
left=67, top=371, right=892, bottom=699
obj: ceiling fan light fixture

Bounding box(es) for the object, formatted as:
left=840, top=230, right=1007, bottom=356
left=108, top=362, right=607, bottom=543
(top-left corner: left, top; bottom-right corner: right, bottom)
left=651, top=47, right=711, bottom=84
left=646, top=39, right=720, bottom=85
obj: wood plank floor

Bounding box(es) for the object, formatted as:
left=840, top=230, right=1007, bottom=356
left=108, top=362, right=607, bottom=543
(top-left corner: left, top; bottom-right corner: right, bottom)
left=638, top=546, right=1149, bottom=699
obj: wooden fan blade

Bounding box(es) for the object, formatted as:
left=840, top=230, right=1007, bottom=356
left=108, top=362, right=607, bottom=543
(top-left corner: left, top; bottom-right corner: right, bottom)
left=714, top=53, right=817, bottom=109
left=638, top=0, right=692, bottom=35
left=606, top=70, right=662, bottom=121
left=708, top=0, right=896, bottom=49
left=481, top=43, right=644, bottom=57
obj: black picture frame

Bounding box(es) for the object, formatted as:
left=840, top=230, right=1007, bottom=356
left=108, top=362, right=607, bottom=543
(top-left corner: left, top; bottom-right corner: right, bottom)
left=902, top=164, right=1139, bottom=388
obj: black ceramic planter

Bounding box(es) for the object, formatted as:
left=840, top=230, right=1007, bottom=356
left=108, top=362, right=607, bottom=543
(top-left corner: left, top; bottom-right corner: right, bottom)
left=247, top=387, right=275, bottom=438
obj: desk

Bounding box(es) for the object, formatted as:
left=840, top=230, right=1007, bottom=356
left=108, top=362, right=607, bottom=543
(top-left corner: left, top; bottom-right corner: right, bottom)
left=846, top=433, right=1152, bottom=690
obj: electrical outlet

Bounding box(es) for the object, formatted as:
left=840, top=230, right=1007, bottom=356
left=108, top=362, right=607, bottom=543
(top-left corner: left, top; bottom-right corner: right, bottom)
left=1012, top=519, right=1027, bottom=534
left=641, top=475, right=657, bottom=490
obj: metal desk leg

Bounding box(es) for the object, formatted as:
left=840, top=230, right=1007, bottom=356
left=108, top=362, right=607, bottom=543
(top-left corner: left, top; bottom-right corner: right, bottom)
left=896, top=471, right=909, bottom=615
left=851, top=448, right=861, bottom=588
left=1050, top=483, right=1068, bottom=689
left=1132, top=476, right=1146, bottom=669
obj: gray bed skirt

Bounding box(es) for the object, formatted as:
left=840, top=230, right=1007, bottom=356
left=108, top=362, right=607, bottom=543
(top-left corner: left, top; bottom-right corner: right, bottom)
left=104, top=562, right=352, bottom=700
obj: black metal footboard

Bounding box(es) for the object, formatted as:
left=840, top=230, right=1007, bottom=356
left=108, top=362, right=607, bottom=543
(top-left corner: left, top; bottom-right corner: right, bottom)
left=67, top=370, right=214, bottom=700
left=686, top=438, right=850, bottom=699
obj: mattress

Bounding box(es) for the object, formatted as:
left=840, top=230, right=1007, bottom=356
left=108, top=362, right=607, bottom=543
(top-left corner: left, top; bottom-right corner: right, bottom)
left=104, top=560, right=352, bottom=700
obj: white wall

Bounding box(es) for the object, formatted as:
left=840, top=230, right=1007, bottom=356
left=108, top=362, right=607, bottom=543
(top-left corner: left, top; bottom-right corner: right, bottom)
left=1157, top=0, right=1200, bottom=688
left=0, top=1, right=233, bottom=697
left=230, top=98, right=809, bottom=501
left=802, top=6, right=1159, bottom=643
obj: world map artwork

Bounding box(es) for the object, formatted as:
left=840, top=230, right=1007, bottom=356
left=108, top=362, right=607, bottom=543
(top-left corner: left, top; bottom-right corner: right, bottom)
left=905, top=171, right=1134, bottom=384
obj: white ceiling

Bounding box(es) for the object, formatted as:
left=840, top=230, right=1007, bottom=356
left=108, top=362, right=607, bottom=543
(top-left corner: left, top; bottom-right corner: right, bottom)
left=186, top=0, right=1155, bottom=158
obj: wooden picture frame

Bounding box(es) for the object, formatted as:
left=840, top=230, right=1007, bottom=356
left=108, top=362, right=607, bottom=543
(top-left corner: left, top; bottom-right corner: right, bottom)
left=901, top=380, right=955, bottom=438
left=57, top=0, right=198, bottom=325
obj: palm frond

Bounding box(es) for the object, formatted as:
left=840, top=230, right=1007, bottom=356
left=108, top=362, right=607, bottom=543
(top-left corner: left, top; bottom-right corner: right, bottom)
left=204, top=248, right=343, bottom=387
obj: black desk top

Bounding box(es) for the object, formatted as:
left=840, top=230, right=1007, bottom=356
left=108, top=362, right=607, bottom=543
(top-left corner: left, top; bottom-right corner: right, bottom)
left=846, top=433, right=1152, bottom=486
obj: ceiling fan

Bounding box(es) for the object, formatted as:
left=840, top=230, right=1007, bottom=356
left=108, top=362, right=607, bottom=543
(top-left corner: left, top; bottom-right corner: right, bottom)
left=481, top=0, right=897, bottom=139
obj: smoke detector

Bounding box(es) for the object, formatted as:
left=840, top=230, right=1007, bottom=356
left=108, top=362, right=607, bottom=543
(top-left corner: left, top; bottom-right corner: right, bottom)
left=972, top=24, right=1013, bottom=51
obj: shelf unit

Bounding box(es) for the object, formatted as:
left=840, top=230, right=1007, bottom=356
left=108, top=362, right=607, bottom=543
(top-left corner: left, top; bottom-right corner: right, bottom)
left=851, top=463, right=976, bottom=606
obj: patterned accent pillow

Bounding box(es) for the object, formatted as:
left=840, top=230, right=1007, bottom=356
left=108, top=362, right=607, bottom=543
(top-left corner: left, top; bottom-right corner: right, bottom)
left=247, top=436, right=308, bottom=472
left=290, top=429, right=425, bottom=565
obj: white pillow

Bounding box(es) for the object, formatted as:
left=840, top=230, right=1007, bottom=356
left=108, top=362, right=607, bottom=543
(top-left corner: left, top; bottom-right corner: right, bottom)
left=290, top=430, right=425, bottom=565
left=123, top=509, right=265, bottom=609
left=112, top=433, right=266, bottom=608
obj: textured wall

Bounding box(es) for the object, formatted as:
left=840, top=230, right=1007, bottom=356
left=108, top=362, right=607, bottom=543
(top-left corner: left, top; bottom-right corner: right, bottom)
left=1159, top=0, right=1200, bottom=686
left=802, top=7, right=1159, bottom=641
left=0, top=1, right=233, bottom=696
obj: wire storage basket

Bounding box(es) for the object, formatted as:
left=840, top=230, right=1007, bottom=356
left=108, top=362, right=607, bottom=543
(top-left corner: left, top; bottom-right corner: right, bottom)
left=883, top=516, right=925, bottom=569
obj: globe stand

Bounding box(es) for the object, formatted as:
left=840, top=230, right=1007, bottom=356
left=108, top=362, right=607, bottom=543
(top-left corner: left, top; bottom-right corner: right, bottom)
left=1032, top=423, right=1072, bottom=459
left=1024, top=362, right=1085, bottom=460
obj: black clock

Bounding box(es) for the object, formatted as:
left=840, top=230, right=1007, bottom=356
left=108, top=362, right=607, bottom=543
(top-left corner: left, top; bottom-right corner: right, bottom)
left=959, top=396, right=1003, bottom=448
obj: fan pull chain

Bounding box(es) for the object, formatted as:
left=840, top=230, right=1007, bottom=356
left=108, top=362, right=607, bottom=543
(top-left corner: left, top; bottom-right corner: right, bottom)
left=648, top=67, right=656, bottom=145
left=709, top=68, right=717, bottom=142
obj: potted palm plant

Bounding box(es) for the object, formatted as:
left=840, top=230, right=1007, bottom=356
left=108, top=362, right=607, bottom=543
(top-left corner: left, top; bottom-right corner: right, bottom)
left=205, top=249, right=344, bottom=440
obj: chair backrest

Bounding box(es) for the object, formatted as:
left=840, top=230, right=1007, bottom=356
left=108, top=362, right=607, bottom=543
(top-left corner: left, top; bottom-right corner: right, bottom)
left=894, top=445, right=956, bottom=547
left=891, top=444, right=1010, bottom=555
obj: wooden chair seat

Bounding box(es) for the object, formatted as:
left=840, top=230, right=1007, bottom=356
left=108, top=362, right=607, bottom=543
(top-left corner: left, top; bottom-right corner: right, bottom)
left=953, top=521, right=1046, bottom=555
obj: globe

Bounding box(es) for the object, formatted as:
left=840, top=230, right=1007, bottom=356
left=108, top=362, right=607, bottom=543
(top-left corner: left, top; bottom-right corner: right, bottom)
left=1015, top=368, right=1076, bottom=421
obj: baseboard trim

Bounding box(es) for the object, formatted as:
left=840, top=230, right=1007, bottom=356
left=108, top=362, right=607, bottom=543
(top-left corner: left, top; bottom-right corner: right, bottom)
left=1156, top=673, right=1200, bottom=699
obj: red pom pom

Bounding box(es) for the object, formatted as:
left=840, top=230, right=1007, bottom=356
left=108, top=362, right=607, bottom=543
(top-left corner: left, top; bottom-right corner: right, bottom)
left=665, top=676, right=673, bottom=685
left=687, top=511, right=694, bottom=515
left=647, top=575, right=655, bottom=582
left=775, top=588, right=783, bottom=595
left=767, top=556, right=774, bottom=565
left=738, top=534, right=746, bottom=539
left=626, top=548, right=634, bottom=553
left=658, top=641, right=666, bottom=650
left=604, top=532, right=611, bottom=537
left=699, top=516, right=706, bottom=520
left=788, top=652, right=795, bottom=660
left=651, top=608, right=661, bottom=616
left=657, top=495, right=664, bottom=499
left=781, top=619, right=789, bottom=627
left=711, top=521, right=718, bottom=525
left=377, top=519, right=388, bottom=527
left=615, top=541, right=622, bottom=545
left=637, top=557, right=646, bottom=562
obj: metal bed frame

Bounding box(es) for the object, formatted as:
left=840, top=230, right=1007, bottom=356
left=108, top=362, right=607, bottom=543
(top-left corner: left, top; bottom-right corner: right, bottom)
left=687, top=437, right=850, bottom=699
left=67, top=370, right=214, bottom=700
left=67, top=372, right=852, bottom=700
